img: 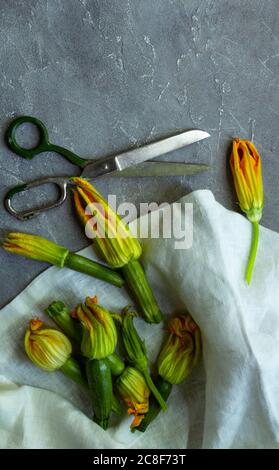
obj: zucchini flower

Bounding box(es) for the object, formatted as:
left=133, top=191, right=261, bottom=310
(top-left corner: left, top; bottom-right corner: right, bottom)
left=25, top=319, right=72, bottom=371
left=72, top=177, right=141, bottom=267
left=73, top=296, right=117, bottom=360
left=72, top=177, right=162, bottom=324
left=138, top=314, right=202, bottom=432
left=158, top=314, right=201, bottom=384
left=116, top=367, right=150, bottom=431
left=3, top=232, right=124, bottom=287
left=230, top=139, right=264, bottom=284
left=121, top=311, right=167, bottom=411
left=24, top=319, right=86, bottom=387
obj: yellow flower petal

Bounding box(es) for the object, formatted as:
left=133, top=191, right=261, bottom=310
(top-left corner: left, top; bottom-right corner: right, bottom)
left=230, top=139, right=264, bottom=222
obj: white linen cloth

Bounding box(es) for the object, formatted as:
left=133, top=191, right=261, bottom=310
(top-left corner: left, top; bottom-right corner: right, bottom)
left=0, top=189, right=279, bottom=449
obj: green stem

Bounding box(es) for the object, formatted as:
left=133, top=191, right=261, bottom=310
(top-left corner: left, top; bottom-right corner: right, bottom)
left=64, top=252, right=124, bottom=287
left=60, top=356, right=87, bottom=387
left=142, top=369, right=167, bottom=412
left=245, top=222, right=259, bottom=285
left=122, top=260, right=162, bottom=323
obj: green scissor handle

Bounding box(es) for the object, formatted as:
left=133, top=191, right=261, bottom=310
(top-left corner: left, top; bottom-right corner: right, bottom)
left=5, top=115, right=88, bottom=167
left=4, top=115, right=91, bottom=220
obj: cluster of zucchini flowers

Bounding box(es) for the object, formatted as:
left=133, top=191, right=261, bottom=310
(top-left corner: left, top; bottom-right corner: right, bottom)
left=25, top=297, right=201, bottom=432
left=5, top=166, right=204, bottom=432
left=25, top=296, right=167, bottom=430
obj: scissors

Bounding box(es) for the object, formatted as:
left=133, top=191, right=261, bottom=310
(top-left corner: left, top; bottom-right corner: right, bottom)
left=4, top=116, right=210, bottom=221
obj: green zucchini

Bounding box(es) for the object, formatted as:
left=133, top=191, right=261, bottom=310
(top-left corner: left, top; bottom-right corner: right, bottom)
left=107, top=352, right=125, bottom=376
left=137, top=376, right=173, bottom=432
left=86, top=358, right=113, bottom=430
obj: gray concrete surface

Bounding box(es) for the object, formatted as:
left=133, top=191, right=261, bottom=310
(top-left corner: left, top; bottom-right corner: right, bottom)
left=1, top=0, right=279, bottom=307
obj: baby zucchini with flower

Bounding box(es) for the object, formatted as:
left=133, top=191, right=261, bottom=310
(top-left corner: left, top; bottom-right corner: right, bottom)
left=138, top=314, right=202, bottom=432
left=71, top=177, right=162, bottom=323
left=73, top=296, right=120, bottom=429
left=3, top=232, right=124, bottom=287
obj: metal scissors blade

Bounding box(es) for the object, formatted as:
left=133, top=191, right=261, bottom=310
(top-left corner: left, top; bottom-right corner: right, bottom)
left=106, top=161, right=210, bottom=178
left=81, top=129, right=210, bottom=178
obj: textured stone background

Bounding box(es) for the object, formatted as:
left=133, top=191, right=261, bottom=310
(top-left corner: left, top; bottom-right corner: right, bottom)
left=1, top=0, right=279, bottom=307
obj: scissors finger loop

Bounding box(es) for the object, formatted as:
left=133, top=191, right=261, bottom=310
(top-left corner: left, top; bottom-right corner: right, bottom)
left=6, top=116, right=51, bottom=159
left=4, top=177, right=69, bottom=221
